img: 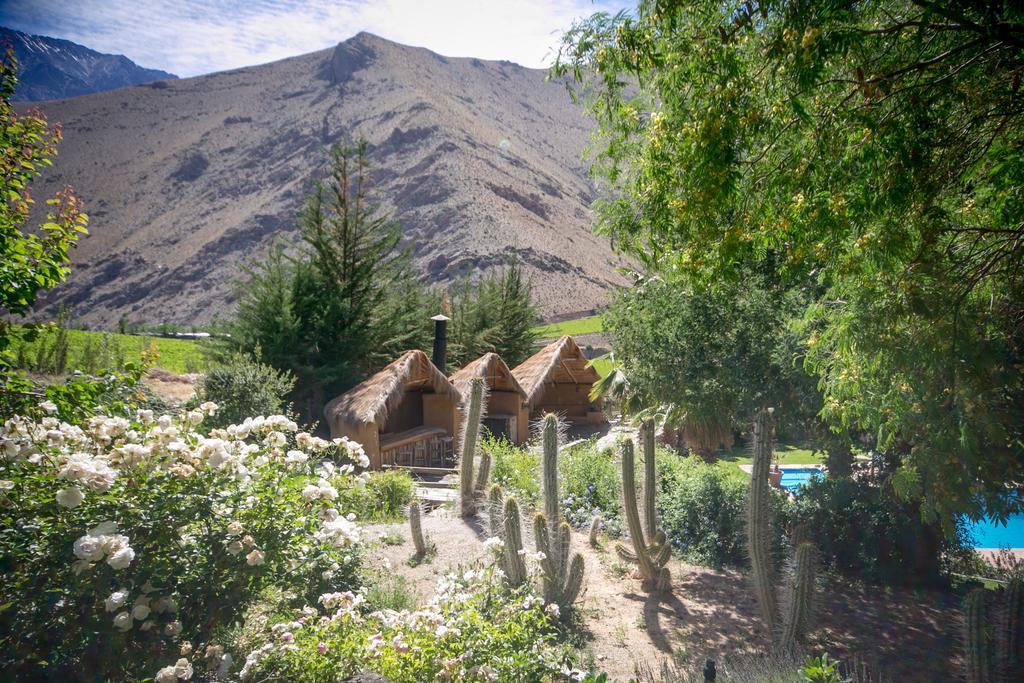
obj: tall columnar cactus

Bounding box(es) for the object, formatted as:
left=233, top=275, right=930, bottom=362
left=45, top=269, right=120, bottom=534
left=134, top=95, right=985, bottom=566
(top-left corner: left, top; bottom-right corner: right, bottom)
left=747, top=408, right=819, bottom=647
left=1003, top=578, right=1022, bottom=677
left=500, top=496, right=528, bottom=587
left=474, top=449, right=492, bottom=496
left=540, top=413, right=561, bottom=534
left=616, top=438, right=671, bottom=592
left=488, top=484, right=505, bottom=540
left=459, top=377, right=486, bottom=517
left=965, top=589, right=990, bottom=683
left=747, top=409, right=778, bottom=634
left=409, top=499, right=427, bottom=557
left=589, top=514, right=602, bottom=547
left=781, top=542, right=816, bottom=646
left=534, top=513, right=584, bottom=610
left=640, top=419, right=657, bottom=540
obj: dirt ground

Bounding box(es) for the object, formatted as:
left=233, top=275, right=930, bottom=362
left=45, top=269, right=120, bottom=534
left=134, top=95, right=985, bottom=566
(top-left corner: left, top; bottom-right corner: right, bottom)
left=362, top=506, right=964, bottom=682
left=142, top=369, right=199, bottom=405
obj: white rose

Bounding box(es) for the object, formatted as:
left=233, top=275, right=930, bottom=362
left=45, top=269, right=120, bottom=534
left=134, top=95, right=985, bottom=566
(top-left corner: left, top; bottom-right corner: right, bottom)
left=155, top=665, right=177, bottom=683
left=73, top=535, right=105, bottom=562
left=165, top=620, right=183, bottom=636
left=107, top=546, right=136, bottom=570
left=174, top=657, right=194, bottom=679
left=104, top=590, right=129, bottom=612
left=245, top=549, right=265, bottom=566
left=301, top=484, right=320, bottom=501
left=226, top=520, right=243, bottom=536
left=112, top=611, right=133, bottom=631
left=0, top=480, right=14, bottom=490
left=132, top=603, right=151, bottom=620
left=56, top=486, right=85, bottom=509
left=39, top=400, right=58, bottom=414
left=226, top=540, right=243, bottom=556
left=188, top=411, right=204, bottom=426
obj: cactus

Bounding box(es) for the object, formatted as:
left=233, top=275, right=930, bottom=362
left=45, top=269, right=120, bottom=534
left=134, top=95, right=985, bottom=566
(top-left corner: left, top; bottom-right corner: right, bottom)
left=540, top=413, right=561, bottom=535
left=534, top=513, right=584, bottom=609
left=474, top=449, right=492, bottom=496
left=780, top=542, right=815, bottom=647
left=409, top=499, right=428, bottom=557
left=747, top=408, right=819, bottom=647
left=488, top=484, right=505, bottom=540
left=500, top=496, right=528, bottom=587
left=640, top=419, right=657, bottom=539
left=747, top=408, right=778, bottom=634
left=459, top=377, right=486, bottom=517
left=965, top=589, right=990, bottom=683
left=615, top=438, right=671, bottom=592
left=589, top=514, right=602, bottom=547
left=1002, top=578, right=1022, bottom=677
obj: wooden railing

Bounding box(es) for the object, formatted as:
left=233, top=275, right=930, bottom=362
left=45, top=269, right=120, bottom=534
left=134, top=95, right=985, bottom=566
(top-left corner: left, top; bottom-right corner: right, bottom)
left=380, top=426, right=455, bottom=471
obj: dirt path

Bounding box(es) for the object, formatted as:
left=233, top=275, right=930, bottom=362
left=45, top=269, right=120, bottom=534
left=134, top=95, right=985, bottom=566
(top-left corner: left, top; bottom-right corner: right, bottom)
left=361, top=508, right=963, bottom=681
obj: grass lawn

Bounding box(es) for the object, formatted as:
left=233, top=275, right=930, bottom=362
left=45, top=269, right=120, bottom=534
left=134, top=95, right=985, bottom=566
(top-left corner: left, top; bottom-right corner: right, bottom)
left=532, top=314, right=603, bottom=339
left=12, top=326, right=210, bottom=374
left=718, top=443, right=824, bottom=466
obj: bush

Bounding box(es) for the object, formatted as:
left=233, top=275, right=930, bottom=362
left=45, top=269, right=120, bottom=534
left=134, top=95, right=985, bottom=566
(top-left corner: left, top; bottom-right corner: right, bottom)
left=0, top=401, right=366, bottom=681
left=792, top=475, right=973, bottom=587
left=485, top=436, right=540, bottom=506
left=561, top=441, right=622, bottom=533
left=236, top=562, right=570, bottom=682
left=198, top=352, right=295, bottom=429
left=338, top=469, right=414, bottom=521
left=657, top=455, right=751, bottom=566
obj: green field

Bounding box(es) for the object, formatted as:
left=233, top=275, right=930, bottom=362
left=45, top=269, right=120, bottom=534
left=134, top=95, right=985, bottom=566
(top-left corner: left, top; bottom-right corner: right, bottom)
left=12, top=326, right=209, bottom=375
left=532, top=314, right=603, bottom=339
left=719, top=443, right=824, bottom=466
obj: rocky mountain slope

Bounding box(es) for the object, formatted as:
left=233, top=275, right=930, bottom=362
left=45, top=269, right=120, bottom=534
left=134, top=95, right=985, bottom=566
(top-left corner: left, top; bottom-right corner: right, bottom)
left=25, top=32, right=629, bottom=327
left=2, top=26, right=177, bottom=101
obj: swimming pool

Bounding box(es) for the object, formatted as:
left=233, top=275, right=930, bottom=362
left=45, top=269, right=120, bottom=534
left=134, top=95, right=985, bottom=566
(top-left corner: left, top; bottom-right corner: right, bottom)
left=778, top=467, right=823, bottom=492
left=777, top=468, right=1024, bottom=549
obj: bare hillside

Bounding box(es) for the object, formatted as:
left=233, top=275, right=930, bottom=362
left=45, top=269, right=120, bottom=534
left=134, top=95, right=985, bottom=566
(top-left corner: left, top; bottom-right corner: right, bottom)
left=25, top=32, right=628, bottom=327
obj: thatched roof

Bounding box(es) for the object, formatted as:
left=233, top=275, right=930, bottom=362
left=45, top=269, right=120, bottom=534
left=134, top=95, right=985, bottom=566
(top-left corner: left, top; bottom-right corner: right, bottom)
left=511, top=335, right=601, bottom=408
left=324, top=350, right=460, bottom=428
left=449, top=352, right=527, bottom=401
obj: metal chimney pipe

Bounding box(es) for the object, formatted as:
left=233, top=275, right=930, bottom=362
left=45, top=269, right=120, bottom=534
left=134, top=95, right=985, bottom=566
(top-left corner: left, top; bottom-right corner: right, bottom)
left=430, top=314, right=450, bottom=373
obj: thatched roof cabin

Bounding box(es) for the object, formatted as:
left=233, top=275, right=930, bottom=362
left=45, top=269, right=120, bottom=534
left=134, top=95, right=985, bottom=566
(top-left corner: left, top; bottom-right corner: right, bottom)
left=512, top=335, right=604, bottom=423
left=449, top=352, right=530, bottom=444
left=324, top=350, right=462, bottom=471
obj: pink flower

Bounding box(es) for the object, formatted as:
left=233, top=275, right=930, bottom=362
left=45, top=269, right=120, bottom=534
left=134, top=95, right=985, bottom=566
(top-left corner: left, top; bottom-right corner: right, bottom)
left=318, top=642, right=327, bottom=655
left=280, top=632, right=294, bottom=643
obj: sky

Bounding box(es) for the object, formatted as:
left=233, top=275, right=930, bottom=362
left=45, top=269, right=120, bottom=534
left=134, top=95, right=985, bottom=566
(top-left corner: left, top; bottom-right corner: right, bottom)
left=0, top=0, right=626, bottom=78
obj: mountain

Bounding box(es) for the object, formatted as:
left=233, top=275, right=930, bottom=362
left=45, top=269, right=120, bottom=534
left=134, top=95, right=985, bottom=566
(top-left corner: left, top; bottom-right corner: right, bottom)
left=24, top=32, right=630, bottom=328
left=2, top=26, right=177, bottom=101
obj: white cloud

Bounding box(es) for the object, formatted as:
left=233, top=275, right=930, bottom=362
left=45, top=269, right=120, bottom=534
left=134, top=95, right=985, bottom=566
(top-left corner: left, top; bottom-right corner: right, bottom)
left=0, top=0, right=625, bottom=77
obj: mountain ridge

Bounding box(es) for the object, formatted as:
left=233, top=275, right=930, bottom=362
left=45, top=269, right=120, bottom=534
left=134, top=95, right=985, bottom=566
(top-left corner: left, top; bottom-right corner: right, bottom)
left=23, top=32, right=628, bottom=327
left=1, top=25, right=177, bottom=101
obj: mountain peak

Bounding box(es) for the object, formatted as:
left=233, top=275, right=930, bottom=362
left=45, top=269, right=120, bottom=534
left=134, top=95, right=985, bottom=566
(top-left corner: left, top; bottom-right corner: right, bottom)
left=1, top=25, right=177, bottom=101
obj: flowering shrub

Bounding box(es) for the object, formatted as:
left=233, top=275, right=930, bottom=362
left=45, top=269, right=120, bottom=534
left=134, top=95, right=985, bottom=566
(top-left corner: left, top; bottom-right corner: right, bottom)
left=560, top=442, right=623, bottom=536
left=0, top=401, right=370, bottom=681
left=235, top=561, right=576, bottom=682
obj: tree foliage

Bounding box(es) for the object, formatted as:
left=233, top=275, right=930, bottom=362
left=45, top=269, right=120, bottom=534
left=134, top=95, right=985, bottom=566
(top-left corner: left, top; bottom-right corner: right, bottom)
left=229, top=142, right=433, bottom=411
left=554, top=1, right=1024, bottom=521
left=0, top=47, right=87, bottom=348
left=446, top=261, right=539, bottom=368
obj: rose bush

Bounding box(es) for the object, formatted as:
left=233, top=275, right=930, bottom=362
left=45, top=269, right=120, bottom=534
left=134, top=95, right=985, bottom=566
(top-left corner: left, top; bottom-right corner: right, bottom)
left=234, top=561, right=577, bottom=682
left=0, top=400, right=370, bottom=681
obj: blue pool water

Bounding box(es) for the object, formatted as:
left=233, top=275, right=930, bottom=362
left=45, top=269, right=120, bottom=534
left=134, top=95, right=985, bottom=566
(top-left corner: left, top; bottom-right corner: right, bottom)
left=777, top=468, right=1023, bottom=549
left=778, top=467, right=823, bottom=492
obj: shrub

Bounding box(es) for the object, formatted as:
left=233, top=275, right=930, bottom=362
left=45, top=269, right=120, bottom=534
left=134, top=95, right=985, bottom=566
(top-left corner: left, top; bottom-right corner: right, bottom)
left=486, top=435, right=540, bottom=506
left=337, top=469, right=414, bottom=521
left=792, top=475, right=973, bottom=587
left=236, top=562, right=570, bottom=682
left=657, top=455, right=750, bottom=566
left=198, top=352, right=295, bottom=429
left=0, top=401, right=366, bottom=681
left=561, top=441, right=621, bottom=533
